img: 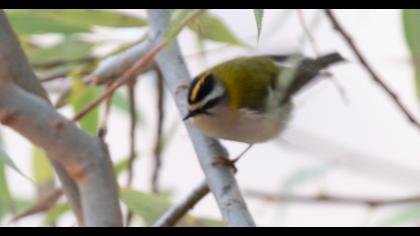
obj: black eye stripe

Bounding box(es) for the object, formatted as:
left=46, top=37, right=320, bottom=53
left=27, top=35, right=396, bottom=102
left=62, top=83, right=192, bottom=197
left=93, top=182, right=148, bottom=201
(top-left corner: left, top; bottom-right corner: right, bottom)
left=188, top=73, right=215, bottom=104
left=202, top=96, right=222, bottom=111
left=184, top=96, right=222, bottom=120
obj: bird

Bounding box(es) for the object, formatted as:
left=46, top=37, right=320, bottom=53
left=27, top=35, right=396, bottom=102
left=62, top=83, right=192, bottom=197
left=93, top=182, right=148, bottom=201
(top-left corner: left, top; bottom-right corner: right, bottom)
left=183, top=53, right=344, bottom=148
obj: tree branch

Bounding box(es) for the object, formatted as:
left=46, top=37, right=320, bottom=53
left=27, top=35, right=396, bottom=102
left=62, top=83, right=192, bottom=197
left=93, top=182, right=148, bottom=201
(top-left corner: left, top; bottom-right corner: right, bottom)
left=87, top=41, right=154, bottom=85
left=153, top=180, right=210, bottom=227
left=151, top=67, right=165, bottom=194
left=324, top=9, right=420, bottom=130
left=0, top=10, right=85, bottom=225
left=0, top=10, right=122, bottom=226
left=147, top=9, right=256, bottom=227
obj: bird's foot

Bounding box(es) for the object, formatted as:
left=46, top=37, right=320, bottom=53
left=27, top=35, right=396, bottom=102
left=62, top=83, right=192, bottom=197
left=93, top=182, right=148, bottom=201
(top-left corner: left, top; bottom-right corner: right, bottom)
left=212, top=156, right=238, bottom=173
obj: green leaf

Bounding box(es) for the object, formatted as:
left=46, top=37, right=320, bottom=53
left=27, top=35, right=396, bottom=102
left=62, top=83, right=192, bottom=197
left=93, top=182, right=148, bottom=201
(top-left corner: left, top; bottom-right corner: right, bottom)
left=26, top=37, right=94, bottom=65
left=402, top=9, right=420, bottom=99
left=6, top=9, right=147, bottom=36
left=188, top=13, right=246, bottom=46
left=43, top=203, right=70, bottom=226
left=0, top=161, right=13, bottom=222
left=0, top=145, right=33, bottom=183
left=119, top=188, right=171, bottom=225
left=70, top=79, right=101, bottom=135
left=166, top=9, right=206, bottom=44
left=253, top=9, right=264, bottom=41
left=378, top=206, right=420, bottom=226
left=114, top=158, right=130, bottom=177
left=32, top=147, right=55, bottom=193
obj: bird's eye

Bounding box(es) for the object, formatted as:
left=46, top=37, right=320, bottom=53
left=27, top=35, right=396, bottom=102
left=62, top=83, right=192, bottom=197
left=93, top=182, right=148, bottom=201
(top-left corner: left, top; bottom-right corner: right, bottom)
left=188, top=73, right=215, bottom=104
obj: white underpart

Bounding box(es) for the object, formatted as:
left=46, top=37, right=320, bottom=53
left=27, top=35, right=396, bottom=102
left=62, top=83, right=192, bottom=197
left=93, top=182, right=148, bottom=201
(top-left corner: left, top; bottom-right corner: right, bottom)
left=190, top=87, right=293, bottom=144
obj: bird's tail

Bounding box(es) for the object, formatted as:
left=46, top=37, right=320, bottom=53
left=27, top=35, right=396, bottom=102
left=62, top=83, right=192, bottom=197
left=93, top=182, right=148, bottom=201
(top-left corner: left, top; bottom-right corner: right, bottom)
left=279, top=52, right=345, bottom=103
left=310, top=52, right=345, bottom=70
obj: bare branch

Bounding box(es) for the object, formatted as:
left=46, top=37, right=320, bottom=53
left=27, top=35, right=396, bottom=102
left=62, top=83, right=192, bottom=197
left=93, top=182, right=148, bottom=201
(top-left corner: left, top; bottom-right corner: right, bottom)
left=71, top=43, right=165, bottom=122
left=87, top=41, right=153, bottom=85
left=49, top=160, right=84, bottom=224
left=126, top=80, right=138, bottom=187
left=0, top=10, right=85, bottom=225
left=97, top=86, right=113, bottom=140
left=147, top=9, right=256, bottom=227
left=0, top=10, right=122, bottom=226
left=11, top=188, right=63, bottom=222
left=151, top=67, right=165, bottom=194
left=153, top=180, right=210, bottom=227
left=324, top=9, right=420, bottom=130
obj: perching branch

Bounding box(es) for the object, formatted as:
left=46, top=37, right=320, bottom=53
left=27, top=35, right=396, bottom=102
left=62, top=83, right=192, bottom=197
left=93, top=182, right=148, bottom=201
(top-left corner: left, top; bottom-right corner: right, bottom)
left=0, top=11, right=122, bottom=226
left=147, top=9, right=256, bottom=227
left=73, top=9, right=206, bottom=122
left=324, top=9, right=420, bottom=130
left=153, top=180, right=210, bottom=227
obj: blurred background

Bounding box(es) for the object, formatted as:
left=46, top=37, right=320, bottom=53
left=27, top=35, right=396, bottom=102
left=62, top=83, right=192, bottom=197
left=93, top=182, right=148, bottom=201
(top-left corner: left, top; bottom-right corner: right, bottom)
left=1, top=9, right=420, bottom=226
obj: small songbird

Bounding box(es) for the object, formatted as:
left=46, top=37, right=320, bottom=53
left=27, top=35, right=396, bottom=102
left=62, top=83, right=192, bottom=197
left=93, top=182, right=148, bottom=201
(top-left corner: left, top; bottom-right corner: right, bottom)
left=184, top=53, right=344, bottom=144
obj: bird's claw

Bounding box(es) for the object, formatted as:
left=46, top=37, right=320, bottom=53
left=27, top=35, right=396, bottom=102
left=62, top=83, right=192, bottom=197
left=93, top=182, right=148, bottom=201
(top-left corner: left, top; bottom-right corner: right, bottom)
left=212, top=156, right=238, bottom=173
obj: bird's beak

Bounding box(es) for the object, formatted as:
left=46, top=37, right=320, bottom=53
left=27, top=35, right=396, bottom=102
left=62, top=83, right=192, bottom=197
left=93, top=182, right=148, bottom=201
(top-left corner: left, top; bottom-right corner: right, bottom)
left=183, top=111, right=194, bottom=121
left=183, top=109, right=209, bottom=121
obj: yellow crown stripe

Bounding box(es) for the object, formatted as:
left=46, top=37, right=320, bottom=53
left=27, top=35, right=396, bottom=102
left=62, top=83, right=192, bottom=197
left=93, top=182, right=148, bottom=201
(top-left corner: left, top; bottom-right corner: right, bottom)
left=190, top=73, right=208, bottom=101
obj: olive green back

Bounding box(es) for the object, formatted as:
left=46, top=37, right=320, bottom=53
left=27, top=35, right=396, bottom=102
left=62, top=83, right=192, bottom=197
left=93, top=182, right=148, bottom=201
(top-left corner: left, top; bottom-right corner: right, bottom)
left=210, top=56, right=279, bottom=110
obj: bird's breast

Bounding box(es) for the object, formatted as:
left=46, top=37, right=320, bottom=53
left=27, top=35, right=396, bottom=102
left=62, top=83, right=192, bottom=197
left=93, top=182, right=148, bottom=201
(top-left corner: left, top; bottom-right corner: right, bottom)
left=190, top=104, right=293, bottom=144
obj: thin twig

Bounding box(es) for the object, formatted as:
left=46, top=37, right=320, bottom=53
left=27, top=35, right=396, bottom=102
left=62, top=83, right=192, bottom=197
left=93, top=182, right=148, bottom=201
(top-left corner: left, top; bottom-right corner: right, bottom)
left=126, top=80, right=138, bottom=187
left=72, top=9, right=206, bottom=123
left=71, top=42, right=165, bottom=122
left=297, top=9, right=321, bottom=54
left=244, top=189, right=420, bottom=207
left=153, top=181, right=210, bottom=227
left=124, top=78, right=138, bottom=227
left=151, top=67, right=165, bottom=194
left=10, top=188, right=63, bottom=223
left=297, top=9, right=349, bottom=104
left=97, top=84, right=113, bottom=140
left=324, top=9, right=420, bottom=130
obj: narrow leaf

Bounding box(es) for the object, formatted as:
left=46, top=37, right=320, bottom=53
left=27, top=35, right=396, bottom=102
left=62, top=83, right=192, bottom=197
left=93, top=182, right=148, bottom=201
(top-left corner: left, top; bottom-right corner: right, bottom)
left=119, top=188, right=171, bottom=225
left=70, top=78, right=101, bottom=135
left=0, top=145, right=33, bottom=183
left=253, top=9, right=264, bottom=41
left=188, top=12, right=246, bottom=46
left=6, top=9, right=147, bottom=36
left=166, top=9, right=206, bottom=44
left=378, top=206, right=420, bottom=226
left=43, top=203, right=70, bottom=226
left=32, top=147, right=55, bottom=194
left=402, top=9, right=420, bottom=99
